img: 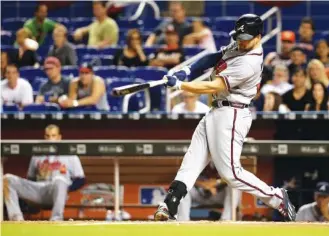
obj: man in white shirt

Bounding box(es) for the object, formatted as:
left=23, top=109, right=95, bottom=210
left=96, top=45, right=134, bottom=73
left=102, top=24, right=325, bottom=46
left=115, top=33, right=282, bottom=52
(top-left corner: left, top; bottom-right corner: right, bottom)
left=261, top=64, right=293, bottom=95
left=3, top=124, right=85, bottom=221
left=1, top=64, right=33, bottom=108
left=172, top=91, right=210, bottom=114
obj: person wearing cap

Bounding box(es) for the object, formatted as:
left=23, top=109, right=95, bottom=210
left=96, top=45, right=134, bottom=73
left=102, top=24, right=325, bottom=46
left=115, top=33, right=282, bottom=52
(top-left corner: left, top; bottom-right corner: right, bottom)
left=149, top=25, right=185, bottom=70
left=48, top=25, right=78, bottom=66
left=296, top=182, right=329, bottom=222
left=35, top=57, right=70, bottom=104
left=146, top=1, right=192, bottom=46
left=264, top=31, right=295, bottom=68
left=59, top=63, right=109, bottom=111
left=73, top=1, right=119, bottom=48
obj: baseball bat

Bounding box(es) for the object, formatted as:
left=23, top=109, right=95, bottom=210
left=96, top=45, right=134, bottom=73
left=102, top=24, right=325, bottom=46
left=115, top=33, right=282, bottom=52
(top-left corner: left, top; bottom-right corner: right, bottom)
left=111, top=77, right=168, bottom=97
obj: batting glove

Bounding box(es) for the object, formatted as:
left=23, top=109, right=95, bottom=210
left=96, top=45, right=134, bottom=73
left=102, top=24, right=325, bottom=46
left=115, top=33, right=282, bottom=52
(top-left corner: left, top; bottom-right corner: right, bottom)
left=164, top=75, right=182, bottom=90
left=172, top=67, right=191, bottom=81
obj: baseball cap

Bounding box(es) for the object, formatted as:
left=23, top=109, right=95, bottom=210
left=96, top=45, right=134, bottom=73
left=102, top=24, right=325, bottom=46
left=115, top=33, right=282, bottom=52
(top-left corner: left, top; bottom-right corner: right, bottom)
left=44, top=57, right=61, bottom=69
left=79, top=62, right=93, bottom=73
left=281, top=31, right=296, bottom=43
left=315, top=182, right=329, bottom=196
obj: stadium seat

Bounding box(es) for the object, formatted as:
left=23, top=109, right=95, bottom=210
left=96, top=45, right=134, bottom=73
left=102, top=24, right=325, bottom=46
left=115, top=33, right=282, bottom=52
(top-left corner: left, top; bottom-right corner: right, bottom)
left=21, top=103, right=60, bottom=112
left=1, top=45, right=14, bottom=53
left=31, top=77, right=48, bottom=92
left=214, top=17, right=238, bottom=33
left=1, top=32, right=14, bottom=45
left=183, top=46, right=204, bottom=57
left=213, top=31, right=231, bottom=49
left=94, top=66, right=131, bottom=78
left=62, top=66, right=79, bottom=78
left=143, top=46, right=158, bottom=55
left=106, top=78, right=146, bottom=112
left=2, top=104, right=19, bottom=112
left=82, top=55, right=114, bottom=66
left=69, top=17, right=93, bottom=31
left=2, top=18, right=27, bottom=31
left=19, top=67, right=46, bottom=81
left=37, top=46, right=50, bottom=59
left=116, top=19, right=143, bottom=29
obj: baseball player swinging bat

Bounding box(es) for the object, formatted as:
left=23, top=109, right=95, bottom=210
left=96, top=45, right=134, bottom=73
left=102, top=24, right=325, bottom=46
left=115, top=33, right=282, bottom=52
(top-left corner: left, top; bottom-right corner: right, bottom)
left=111, top=77, right=169, bottom=97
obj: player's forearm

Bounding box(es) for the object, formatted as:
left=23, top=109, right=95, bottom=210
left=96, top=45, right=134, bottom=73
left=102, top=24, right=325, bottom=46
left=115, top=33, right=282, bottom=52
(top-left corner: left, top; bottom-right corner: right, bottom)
left=181, top=81, right=224, bottom=94
left=189, top=50, right=224, bottom=74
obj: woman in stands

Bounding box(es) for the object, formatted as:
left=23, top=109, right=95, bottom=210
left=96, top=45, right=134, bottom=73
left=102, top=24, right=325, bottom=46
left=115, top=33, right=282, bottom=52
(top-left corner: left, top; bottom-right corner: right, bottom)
left=315, top=39, right=329, bottom=68
left=263, top=92, right=289, bottom=113
left=113, top=29, right=148, bottom=67
left=306, top=59, right=329, bottom=89
left=59, top=63, right=110, bottom=111
left=305, top=81, right=329, bottom=111
left=8, top=28, right=39, bottom=68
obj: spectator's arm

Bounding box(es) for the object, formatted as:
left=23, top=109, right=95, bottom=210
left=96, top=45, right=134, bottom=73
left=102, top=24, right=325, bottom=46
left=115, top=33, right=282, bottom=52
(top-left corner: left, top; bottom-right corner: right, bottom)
left=157, top=53, right=181, bottom=66
left=304, top=103, right=310, bottom=111
left=68, top=79, right=78, bottom=100
left=76, top=78, right=105, bottom=106
left=145, top=33, right=157, bottom=46
left=73, top=25, right=90, bottom=41
left=35, top=82, right=47, bottom=104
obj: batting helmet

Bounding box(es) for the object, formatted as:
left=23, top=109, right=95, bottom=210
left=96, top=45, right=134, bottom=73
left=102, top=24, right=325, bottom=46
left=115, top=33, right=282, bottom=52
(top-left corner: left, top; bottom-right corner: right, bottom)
left=230, top=14, right=263, bottom=41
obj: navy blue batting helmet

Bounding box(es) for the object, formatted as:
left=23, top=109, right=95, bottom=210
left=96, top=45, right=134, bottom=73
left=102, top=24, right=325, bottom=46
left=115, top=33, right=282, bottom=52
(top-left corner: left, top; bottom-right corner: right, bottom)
left=230, top=14, right=263, bottom=41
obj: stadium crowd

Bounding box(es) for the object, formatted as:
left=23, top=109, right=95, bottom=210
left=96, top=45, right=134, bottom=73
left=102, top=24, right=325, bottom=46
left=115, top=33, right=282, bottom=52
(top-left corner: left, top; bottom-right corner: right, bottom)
left=1, top=1, right=329, bottom=113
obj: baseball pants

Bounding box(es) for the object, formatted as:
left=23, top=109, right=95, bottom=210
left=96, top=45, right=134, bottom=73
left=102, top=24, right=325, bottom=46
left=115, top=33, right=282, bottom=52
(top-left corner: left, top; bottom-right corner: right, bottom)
left=174, top=106, right=283, bottom=210
left=3, top=174, right=69, bottom=221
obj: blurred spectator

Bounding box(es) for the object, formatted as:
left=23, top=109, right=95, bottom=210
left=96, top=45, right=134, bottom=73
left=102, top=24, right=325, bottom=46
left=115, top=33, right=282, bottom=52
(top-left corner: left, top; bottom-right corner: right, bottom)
left=73, top=1, right=119, bottom=48
left=146, top=1, right=192, bottom=46
left=251, top=91, right=265, bottom=111
left=113, top=29, right=148, bottom=67
left=23, top=4, right=59, bottom=46
left=3, top=124, right=85, bottom=221
left=183, top=18, right=217, bottom=53
left=149, top=25, right=185, bottom=69
left=8, top=28, right=39, bottom=68
left=315, top=40, right=329, bottom=68
left=288, top=46, right=307, bottom=77
left=296, top=182, right=329, bottom=222
left=1, top=51, right=9, bottom=80
left=172, top=91, right=209, bottom=114
left=264, top=31, right=295, bottom=67
left=35, top=57, right=70, bottom=104
left=297, top=17, right=315, bottom=57
left=305, top=81, right=329, bottom=111
left=1, top=64, right=33, bottom=108
left=263, top=92, right=289, bottom=113
left=48, top=25, right=77, bottom=66
left=261, top=64, right=293, bottom=95
left=282, top=68, right=312, bottom=111
left=306, top=59, right=329, bottom=89
left=59, top=63, right=110, bottom=111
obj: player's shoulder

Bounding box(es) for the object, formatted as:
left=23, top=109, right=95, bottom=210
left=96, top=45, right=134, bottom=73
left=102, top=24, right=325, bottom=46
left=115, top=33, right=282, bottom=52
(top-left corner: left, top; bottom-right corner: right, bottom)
left=297, top=202, right=316, bottom=213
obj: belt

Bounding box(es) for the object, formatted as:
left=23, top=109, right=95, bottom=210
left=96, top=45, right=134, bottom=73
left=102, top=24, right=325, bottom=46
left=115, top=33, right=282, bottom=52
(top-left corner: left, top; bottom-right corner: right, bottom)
left=212, top=100, right=249, bottom=109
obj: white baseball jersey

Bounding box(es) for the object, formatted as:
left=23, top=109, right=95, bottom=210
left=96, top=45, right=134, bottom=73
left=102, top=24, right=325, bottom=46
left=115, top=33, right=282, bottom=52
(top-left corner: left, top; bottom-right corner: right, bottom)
left=210, top=42, right=263, bottom=104
left=27, top=155, right=85, bottom=185
left=296, top=202, right=328, bottom=222
left=1, top=78, right=33, bottom=106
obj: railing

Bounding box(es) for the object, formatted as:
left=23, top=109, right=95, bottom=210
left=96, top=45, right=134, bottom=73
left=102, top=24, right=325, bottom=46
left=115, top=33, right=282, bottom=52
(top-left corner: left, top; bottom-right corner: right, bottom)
left=128, top=0, right=161, bottom=21
left=166, top=7, right=282, bottom=112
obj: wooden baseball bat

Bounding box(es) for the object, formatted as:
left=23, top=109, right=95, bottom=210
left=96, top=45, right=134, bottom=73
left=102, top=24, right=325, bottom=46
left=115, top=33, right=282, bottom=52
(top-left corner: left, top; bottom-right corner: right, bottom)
left=111, top=77, right=168, bottom=97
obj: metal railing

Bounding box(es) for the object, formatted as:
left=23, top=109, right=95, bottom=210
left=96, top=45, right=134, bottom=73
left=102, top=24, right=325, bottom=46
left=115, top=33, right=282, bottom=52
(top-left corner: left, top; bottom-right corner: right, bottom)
left=129, top=0, right=160, bottom=21
left=166, top=7, right=282, bottom=112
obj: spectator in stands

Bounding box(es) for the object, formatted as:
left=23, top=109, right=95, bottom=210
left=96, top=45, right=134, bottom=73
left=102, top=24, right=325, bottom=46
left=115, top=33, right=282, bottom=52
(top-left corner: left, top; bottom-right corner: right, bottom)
left=288, top=46, right=307, bottom=77
left=261, top=64, right=293, bottom=95
left=305, top=81, right=329, bottom=111
left=183, top=18, right=217, bottom=53
left=113, top=29, right=148, bottom=67
left=297, top=17, right=315, bottom=58
left=264, top=31, right=295, bottom=67
left=296, top=182, right=329, bottom=222
left=251, top=91, right=265, bottom=112
left=1, top=51, right=9, bottom=80
left=307, top=59, right=329, bottom=89
left=149, top=25, right=185, bottom=69
left=172, top=91, right=209, bottom=114
left=48, top=25, right=77, bottom=66
left=146, top=1, right=192, bottom=46
left=59, top=63, right=110, bottom=111
left=315, top=40, right=329, bottom=68
left=282, top=68, right=312, bottom=111
left=3, top=124, right=85, bottom=221
left=8, top=28, right=39, bottom=68
left=23, top=4, right=59, bottom=46
left=1, top=64, right=33, bottom=108
left=263, top=92, right=289, bottom=113
left=73, top=1, right=119, bottom=48
left=35, top=57, right=70, bottom=104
